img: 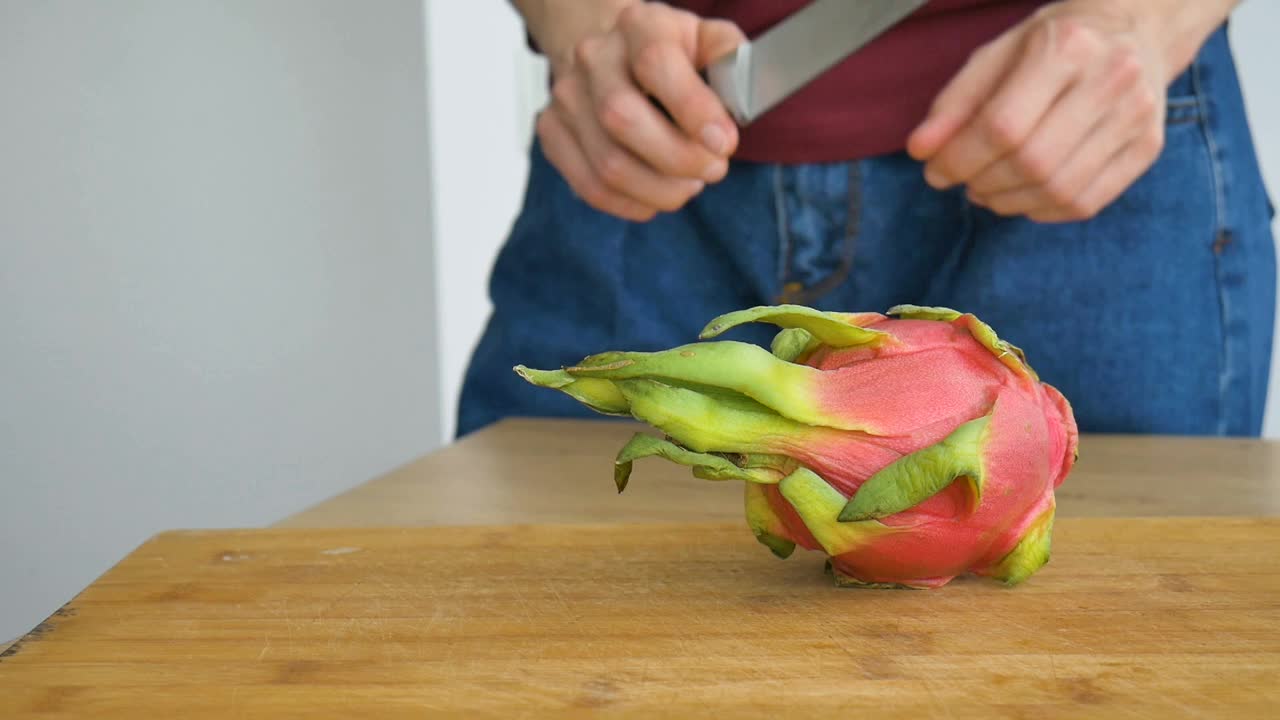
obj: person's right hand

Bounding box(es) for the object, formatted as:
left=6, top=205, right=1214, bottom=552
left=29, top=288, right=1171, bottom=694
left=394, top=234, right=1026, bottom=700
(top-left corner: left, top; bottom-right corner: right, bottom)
left=536, top=2, right=745, bottom=222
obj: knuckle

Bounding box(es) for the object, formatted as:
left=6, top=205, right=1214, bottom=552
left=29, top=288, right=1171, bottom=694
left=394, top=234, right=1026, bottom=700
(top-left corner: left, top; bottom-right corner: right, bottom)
left=662, top=182, right=702, bottom=211
left=1044, top=178, right=1078, bottom=209
left=666, top=143, right=708, bottom=175
left=1050, top=18, right=1100, bottom=65
left=594, top=150, right=630, bottom=188
left=550, top=75, right=577, bottom=109
left=1131, top=88, right=1160, bottom=122
left=616, top=3, right=650, bottom=31
left=534, top=109, right=556, bottom=139
left=1049, top=183, right=1096, bottom=218
left=984, top=195, right=1013, bottom=215
left=704, top=158, right=729, bottom=182
left=572, top=36, right=601, bottom=66
left=1016, top=147, right=1056, bottom=185
left=982, top=108, right=1029, bottom=150
left=631, top=42, right=670, bottom=87
left=577, top=180, right=611, bottom=210
left=1109, top=46, right=1143, bottom=85
left=655, top=194, right=686, bottom=213
left=967, top=41, right=998, bottom=66
left=701, top=18, right=741, bottom=41
left=1139, top=126, right=1165, bottom=158
left=596, top=91, right=635, bottom=134
left=1068, top=197, right=1100, bottom=220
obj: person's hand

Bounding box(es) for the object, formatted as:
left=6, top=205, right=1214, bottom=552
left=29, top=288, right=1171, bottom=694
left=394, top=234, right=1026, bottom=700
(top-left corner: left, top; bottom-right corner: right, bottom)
left=907, top=1, right=1180, bottom=223
left=534, top=2, right=745, bottom=222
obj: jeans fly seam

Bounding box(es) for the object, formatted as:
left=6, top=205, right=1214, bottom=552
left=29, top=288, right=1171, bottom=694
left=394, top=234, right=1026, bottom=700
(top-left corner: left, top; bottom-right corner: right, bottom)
left=840, top=161, right=861, bottom=289
left=787, top=163, right=860, bottom=304
left=772, top=165, right=794, bottom=292
left=1190, top=55, right=1232, bottom=435
left=958, top=190, right=979, bottom=301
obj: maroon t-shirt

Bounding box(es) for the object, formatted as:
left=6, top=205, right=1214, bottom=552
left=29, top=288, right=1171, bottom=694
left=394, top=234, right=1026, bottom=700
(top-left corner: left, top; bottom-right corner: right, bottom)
left=674, top=0, right=1049, bottom=162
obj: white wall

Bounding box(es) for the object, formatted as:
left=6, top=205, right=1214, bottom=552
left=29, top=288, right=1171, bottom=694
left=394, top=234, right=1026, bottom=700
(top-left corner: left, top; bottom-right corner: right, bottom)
left=1232, top=1, right=1280, bottom=437
left=428, top=2, right=1280, bottom=439
left=0, top=0, right=441, bottom=641
left=421, top=1, right=547, bottom=439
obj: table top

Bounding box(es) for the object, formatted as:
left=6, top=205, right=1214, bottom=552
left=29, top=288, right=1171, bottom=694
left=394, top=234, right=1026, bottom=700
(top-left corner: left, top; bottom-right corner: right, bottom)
left=2, top=518, right=1277, bottom=717
left=280, top=418, right=1280, bottom=528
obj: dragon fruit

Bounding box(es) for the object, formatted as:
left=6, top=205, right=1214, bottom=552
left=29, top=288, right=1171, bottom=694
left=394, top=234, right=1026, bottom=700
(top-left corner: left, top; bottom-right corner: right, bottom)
left=515, top=305, right=1078, bottom=588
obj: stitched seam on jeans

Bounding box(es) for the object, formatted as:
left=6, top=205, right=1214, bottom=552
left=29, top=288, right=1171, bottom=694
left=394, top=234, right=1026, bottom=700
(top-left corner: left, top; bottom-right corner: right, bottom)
left=791, top=163, right=861, bottom=305
left=839, top=161, right=861, bottom=289
left=1190, top=56, right=1232, bottom=435
left=773, top=165, right=794, bottom=294
left=958, top=190, right=979, bottom=299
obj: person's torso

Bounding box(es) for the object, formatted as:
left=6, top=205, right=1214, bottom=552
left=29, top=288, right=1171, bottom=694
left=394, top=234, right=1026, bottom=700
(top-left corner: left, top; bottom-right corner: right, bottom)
left=672, top=0, right=1050, bottom=163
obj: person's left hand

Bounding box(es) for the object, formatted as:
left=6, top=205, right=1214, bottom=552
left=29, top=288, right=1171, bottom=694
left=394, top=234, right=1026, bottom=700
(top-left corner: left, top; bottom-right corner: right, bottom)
left=906, top=0, right=1171, bottom=223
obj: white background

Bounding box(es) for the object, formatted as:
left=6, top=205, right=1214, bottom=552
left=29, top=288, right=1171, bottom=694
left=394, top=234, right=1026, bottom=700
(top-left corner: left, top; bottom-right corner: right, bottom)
left=1, top=0, right=441, bottom=641
left=2, top=0, right=1278, bottom=641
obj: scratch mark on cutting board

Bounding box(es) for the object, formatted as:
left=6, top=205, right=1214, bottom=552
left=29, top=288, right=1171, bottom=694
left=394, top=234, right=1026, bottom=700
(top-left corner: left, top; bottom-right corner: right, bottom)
left=320, top=546, right=362, bottom=556
left=316, top=582, right=361, bottom=622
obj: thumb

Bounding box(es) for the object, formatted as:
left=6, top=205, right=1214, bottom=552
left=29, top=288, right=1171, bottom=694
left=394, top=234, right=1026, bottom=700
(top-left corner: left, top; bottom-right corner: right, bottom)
left=695, top=18, right=747, bottom=68
left=907, top=27, right=1023, bottom=161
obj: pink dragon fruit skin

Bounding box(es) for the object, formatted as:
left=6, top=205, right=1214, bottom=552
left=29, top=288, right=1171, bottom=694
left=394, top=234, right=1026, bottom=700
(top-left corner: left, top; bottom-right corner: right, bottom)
left=516, top=304, right=1079, bottom=589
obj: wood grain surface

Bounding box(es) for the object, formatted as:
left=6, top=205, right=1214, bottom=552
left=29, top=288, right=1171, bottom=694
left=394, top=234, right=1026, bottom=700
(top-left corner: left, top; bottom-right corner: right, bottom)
left=2, top=518, right=1277, bottom=718
left=280, top=418, right=1280, bottom=528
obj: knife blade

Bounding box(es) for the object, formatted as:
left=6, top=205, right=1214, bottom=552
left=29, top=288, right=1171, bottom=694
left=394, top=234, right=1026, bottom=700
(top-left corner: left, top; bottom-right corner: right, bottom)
left=705, top=0, right=929, bottom=125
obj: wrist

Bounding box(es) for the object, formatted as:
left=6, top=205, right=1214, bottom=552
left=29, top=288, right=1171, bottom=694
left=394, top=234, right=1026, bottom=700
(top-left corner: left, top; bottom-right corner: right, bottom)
left=1126, top=0, right=1238, bottom=81
left=515, top=0, right=639, bottom=76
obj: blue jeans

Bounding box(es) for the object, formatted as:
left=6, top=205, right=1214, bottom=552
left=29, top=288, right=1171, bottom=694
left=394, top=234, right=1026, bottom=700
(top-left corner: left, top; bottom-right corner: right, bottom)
left=458, top=26, right=1276, bottom=438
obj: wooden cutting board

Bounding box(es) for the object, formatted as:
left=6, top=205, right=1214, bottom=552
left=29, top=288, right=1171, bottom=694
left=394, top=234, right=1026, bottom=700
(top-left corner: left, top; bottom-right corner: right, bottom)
left=2, top=518, right=1278, bottom=718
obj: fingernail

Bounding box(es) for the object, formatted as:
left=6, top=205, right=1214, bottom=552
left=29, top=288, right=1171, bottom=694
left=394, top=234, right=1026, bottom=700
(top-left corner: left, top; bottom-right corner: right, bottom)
left=701, top=124, right=729, bottom=155
left=686, top=179, right=706, bottom=195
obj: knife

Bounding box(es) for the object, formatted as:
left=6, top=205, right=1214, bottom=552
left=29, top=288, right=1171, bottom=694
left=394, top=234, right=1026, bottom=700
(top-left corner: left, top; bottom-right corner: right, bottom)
left=705, top=0, right=929, bottom=125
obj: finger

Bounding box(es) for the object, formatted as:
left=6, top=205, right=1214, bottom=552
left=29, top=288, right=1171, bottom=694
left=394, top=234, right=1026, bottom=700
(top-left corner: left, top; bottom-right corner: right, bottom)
left=694, top=18, right=746, bottom=68
left=924, top=20, right=1089, bottom=189
left=906, top=28, right=1022, bottom=162
left=579, top=32, right=727, bottom=182
left=966, top=42, right=1148, bottom=197
left=975, top=83, right=1163, bottom=218
left=574, top=85, right=707, bottom=211
left=970, top=120, right=1122, bottom=218
left=1028, top=125, right=1164, bottom=223
left=558, top=63, right=705, bottom=214
left=630, top=36, right=738, bottom=159
left=536, top=108, right=657, bottom=223
left=695, top=18, right=747, bottom=148
left=634, top=16, right=745, bottom=155
left=619, top=6, right=744, bottom=156
left=964, top=85, right=1104, bottom=197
